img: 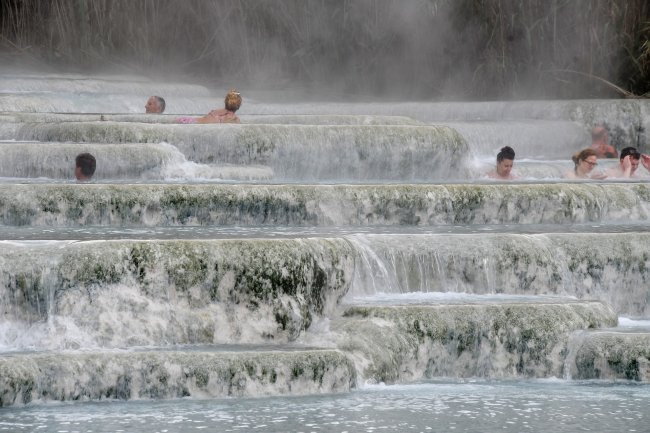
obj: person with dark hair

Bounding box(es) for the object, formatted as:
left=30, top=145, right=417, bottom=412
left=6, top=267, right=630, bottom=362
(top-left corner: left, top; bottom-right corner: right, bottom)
left=564, top=148, right=606, bottom=179
left=604, top=146, right=650, bottom=178
left=177, top=89, right=242, bottom=124
left=145, top=95, right=166, bottom=114
left=487, top=146, right=517, bottom=180
left=591, top=125, right=618, bottom=158
left=75, top=152, right=96, bottom=181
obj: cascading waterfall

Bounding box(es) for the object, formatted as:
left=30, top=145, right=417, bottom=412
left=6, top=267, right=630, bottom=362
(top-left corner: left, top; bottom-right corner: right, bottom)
left=0, top=70, right=649, bottom=432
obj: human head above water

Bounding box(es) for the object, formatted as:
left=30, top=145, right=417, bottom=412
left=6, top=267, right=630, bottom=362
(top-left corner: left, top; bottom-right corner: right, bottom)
left=145, top=95, right=165, bottom=113
left=620, top=146, right=641, bottom=161
left=75, top=152, right=96, bottom=181
left=224, top=89, right=242, bottom=112
left=620, top=146, right=641, bottom=174
left=495, top=146, right=515, bottom=178
left=496, top=146, right=515, bottom=163
left=591, top=125, right=608, bottom=143
left=572, top=148, right=597, bottom=164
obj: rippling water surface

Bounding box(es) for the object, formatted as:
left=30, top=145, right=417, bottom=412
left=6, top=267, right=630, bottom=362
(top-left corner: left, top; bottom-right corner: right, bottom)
left=1, top=380, right=648, bottom=433
left=1, top=223, right=649, bottom=240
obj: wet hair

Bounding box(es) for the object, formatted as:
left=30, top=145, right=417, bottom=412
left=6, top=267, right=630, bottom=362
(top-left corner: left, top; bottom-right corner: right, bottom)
left=620, top=146, right=641, bottom=160
left=224, top=89, right=242, bottom=112
left=591, top=125, right=608, bottom=142
left=75, top=152, right=96, bottom=178
left=496, top=146, right=515, bottom=162
left=571, top=148, right=597, bottom=167
left=154, top=96, right=166, bottom=113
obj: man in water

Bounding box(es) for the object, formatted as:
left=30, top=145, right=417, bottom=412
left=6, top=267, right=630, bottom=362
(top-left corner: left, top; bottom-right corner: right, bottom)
left=145, top=95, right=166, bottom=114
left=591, top=125, right=618, bottom=158
left=487, top=146, right=517, bottom=180
left=604, top=146, right=650, bottom=178
left=75, top=152, right=96, bottom=181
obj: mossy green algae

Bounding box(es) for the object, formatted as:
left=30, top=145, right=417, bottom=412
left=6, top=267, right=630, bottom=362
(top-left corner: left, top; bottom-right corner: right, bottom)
left=1, top=183, right=649, bottom=226
left=573, top=332, right=650, bottom=381
left=22, top=239, right=355, bottom=341
left=0, top=349, right=356, bottom=406
left=340, top=301, right=617, bottom=382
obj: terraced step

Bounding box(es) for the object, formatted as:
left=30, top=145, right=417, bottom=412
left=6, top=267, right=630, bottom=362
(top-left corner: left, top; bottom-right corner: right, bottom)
left=0, top=112, right=423, bottom=125
left=346, top=232, right=650, bottom=317
left=242, top=99, right=650, bottom=150
left=0, top=239, right=355, bottom=349
left=0, top=142, right=272, bottom=180
left=0, top=346, right=355, bottom=406
left=333, top=299, right=617, bottom=383
left=0, top=183, right=648, bottom=227
left=2, top=233, right=649, bottom=332
left=569, top=330, right=650, bottom=381
left=0, top=123, right=468, bottom=180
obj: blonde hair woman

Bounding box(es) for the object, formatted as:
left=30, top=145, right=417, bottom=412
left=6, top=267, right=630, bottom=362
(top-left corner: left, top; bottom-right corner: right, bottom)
left=177, top=89, right=242, bottom=124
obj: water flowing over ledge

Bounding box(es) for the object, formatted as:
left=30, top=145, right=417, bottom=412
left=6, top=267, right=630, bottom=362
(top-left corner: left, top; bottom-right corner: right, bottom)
left=0, top=142, right=274, bottom=181
left=0, top=349, right=356, bottom=406
left=0, top=239, right=356, bottom=348
left=1, top=233, right=649, bottom=340
left=346, top=232, right=650, bottom=316
left=242, top=99, right=650, bottom=151
left=1, top=70, right=650, bottom=415
left=0, top=183, right=648, bottom=227
left=334, top=301, right=617, bottom=383
left=0, top=122, right=469, bottom=181
left=0, top=112, right=424, bottom=126
left=570, top=332, right=650, bottom=380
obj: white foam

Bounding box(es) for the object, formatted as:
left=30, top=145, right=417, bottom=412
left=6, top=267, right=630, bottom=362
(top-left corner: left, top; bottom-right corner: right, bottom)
left=345, top=291, right=576, bottom=305
left=617, top=317, right=650, bottom=328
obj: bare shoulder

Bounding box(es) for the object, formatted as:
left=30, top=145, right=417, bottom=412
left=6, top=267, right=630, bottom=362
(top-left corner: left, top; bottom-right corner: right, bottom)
left=209, top=108, right=228, bottom=116
left=603, top=167, right=622, bottom=178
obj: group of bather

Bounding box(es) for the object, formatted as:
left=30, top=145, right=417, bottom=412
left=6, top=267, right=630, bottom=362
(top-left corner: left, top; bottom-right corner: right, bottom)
left=79, top=90, right=649, bottom=183
left=74, top=89, right=243, bottom=181
left=487, top=125, right=650, bottom=180
left=144, top=89, right=242, bottom=124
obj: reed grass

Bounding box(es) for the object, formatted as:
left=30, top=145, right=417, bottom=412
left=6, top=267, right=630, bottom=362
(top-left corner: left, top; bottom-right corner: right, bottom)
left=0, top=0, right=648, bottom=99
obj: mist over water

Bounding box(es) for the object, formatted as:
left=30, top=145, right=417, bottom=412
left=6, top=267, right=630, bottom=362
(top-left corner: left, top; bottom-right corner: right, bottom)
left=1, top=0, right=649, bottom=100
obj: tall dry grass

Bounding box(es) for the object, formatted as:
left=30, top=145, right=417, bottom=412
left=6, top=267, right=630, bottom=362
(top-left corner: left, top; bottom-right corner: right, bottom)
left=0, top=0, right=648, bottom=99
